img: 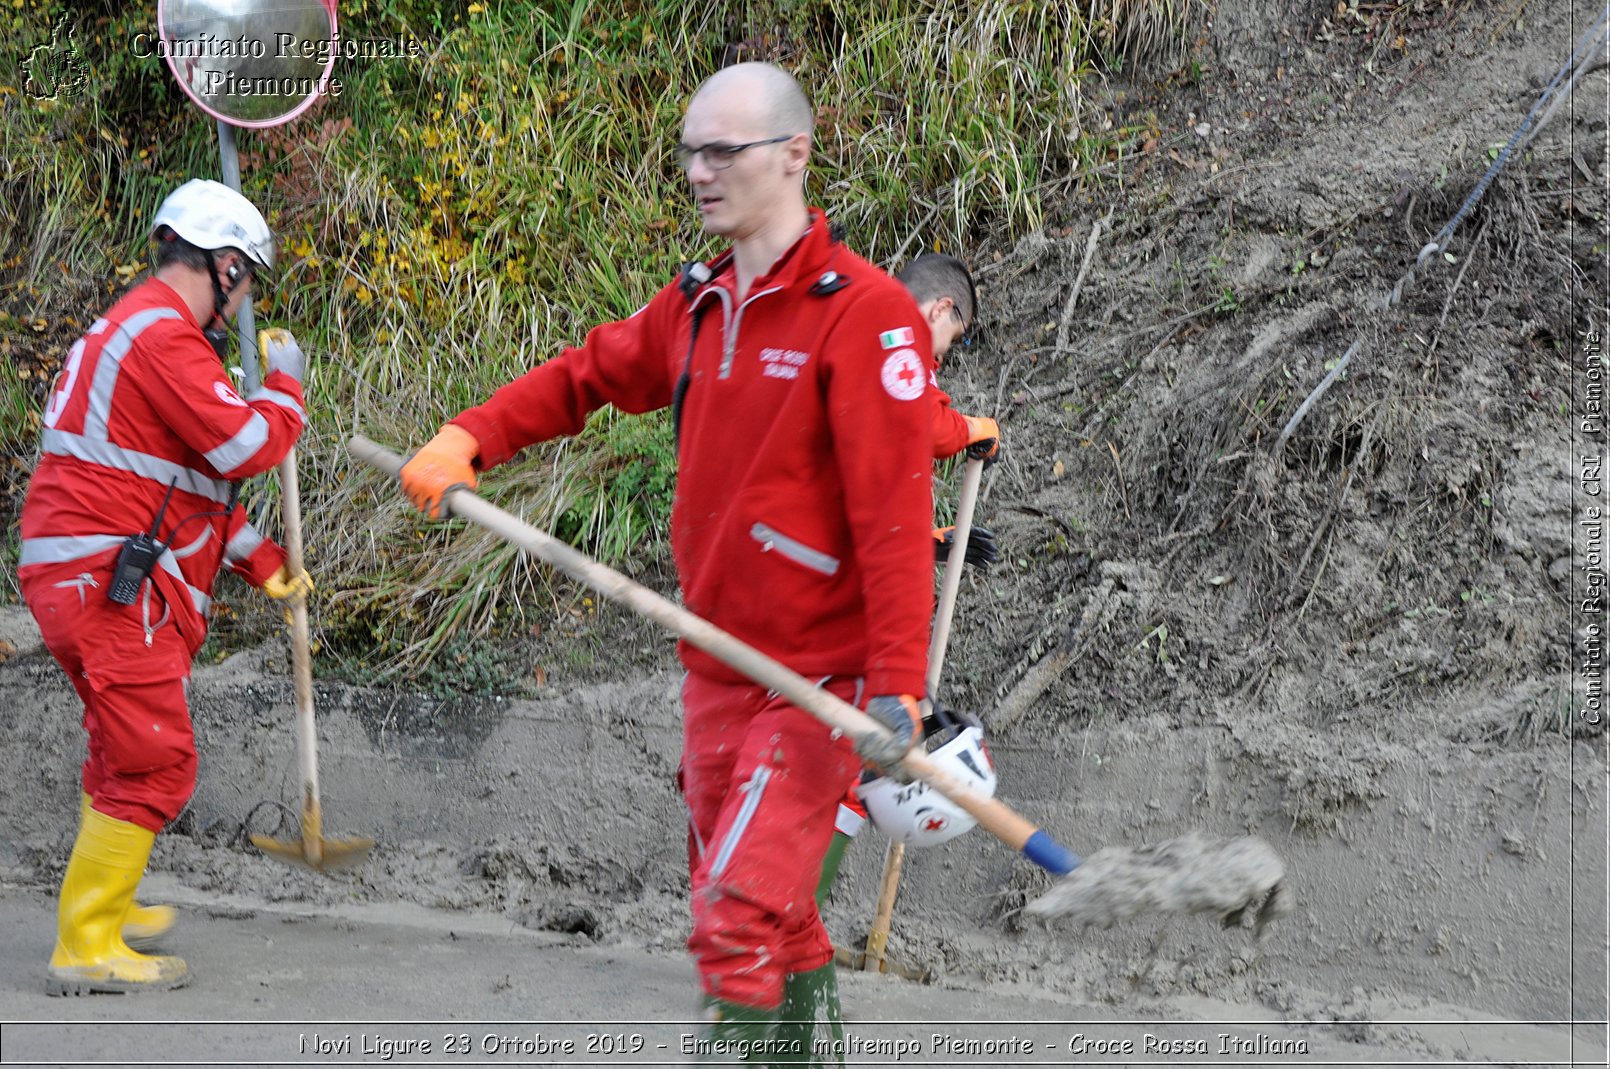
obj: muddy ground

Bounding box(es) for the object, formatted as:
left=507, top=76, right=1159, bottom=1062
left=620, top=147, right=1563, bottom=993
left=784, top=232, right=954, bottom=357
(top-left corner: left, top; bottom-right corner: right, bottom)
left=3, top=1, right=1609, bottom=1065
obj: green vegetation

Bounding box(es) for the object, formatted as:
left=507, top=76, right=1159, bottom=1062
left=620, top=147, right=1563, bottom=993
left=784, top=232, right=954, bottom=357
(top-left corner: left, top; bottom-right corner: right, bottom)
left=2, top=0, right=1187, bottom=681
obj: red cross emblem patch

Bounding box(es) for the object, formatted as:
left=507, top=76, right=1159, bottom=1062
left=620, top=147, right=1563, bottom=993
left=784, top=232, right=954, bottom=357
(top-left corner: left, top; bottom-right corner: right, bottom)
left=880, top=348, right=925, bottom=401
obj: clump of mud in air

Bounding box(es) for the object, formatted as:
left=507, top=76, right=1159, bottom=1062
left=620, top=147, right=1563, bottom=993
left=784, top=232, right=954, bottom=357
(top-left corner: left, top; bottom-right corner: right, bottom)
left=1025, top=833, right=1292, bottom=935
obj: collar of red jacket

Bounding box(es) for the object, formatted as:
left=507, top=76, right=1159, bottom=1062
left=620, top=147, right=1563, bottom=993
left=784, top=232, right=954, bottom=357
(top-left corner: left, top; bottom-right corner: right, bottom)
left=142, top=276, right=204, bottom=331
left=700, top=206, right=841, bottom=297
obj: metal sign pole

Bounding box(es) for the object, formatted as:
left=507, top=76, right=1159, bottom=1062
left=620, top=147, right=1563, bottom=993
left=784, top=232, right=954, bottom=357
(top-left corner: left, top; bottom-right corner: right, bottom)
left=156, top=0, right=338, bottom=389
left=216, top=120, right=260, bottom=393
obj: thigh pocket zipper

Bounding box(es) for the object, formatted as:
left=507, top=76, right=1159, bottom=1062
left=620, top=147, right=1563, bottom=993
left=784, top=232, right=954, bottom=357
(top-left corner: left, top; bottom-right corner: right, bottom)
left=750, top=523, right=840, bottom=576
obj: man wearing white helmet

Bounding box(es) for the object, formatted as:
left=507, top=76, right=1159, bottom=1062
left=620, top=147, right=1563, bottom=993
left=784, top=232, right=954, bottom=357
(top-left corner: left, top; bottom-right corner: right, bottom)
left=18, top=178, right=311, bottom=995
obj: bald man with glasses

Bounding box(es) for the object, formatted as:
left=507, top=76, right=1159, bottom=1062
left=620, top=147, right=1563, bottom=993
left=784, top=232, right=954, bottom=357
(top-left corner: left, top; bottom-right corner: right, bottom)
left=403, top=63, right=940, bottom=1063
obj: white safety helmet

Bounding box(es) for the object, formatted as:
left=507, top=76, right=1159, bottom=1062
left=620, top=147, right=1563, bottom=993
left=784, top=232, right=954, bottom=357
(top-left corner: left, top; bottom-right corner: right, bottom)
left=150, top=179, right=274, bottom=271
left=858, top=708, right=997, bottom=847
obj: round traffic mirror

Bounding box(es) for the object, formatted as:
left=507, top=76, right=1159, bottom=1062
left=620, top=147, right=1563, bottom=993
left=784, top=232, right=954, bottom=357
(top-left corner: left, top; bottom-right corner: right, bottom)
left=156, top=0, right=337, bottom=128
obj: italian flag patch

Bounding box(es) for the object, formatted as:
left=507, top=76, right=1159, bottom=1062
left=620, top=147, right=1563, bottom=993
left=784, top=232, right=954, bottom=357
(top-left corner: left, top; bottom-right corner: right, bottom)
left=879, top=327, right=915, bottom=349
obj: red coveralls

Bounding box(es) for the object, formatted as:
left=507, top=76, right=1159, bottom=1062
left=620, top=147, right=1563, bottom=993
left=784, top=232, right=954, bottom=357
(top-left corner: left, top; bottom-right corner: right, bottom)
left=19, top=279, right=304, bottom=832
left=451, top=210, right=935, bottom=1008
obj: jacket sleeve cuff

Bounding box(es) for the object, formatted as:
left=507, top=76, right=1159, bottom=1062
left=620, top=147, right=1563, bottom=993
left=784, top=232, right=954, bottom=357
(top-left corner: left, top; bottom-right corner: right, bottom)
left=933, top=408, right=970, bottom=459
left=233, top=540, right=287, bottom=588
left=448, top=411, right=503, bottom=469
left=865, top=668, right=927, bottom=699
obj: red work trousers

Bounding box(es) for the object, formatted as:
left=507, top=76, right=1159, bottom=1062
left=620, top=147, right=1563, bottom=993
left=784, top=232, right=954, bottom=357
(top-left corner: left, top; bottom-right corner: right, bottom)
left=23, top=566, right=198, bottom=833
left=679, top=672, right=865, bottom=1009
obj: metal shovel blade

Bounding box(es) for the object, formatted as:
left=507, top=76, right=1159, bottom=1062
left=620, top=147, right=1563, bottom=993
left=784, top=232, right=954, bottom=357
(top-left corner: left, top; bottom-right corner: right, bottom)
left=252, top=832, right=375, bottom=872
left=833, top=946, right=931, bottom=983
left=251, top=792, right=374, bottom=872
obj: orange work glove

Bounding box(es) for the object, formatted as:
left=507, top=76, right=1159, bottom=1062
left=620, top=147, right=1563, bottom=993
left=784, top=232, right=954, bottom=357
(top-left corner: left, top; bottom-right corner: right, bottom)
left=962, top=414, right=1001, bottom=463
left=400, top=424, right=480, bottom=519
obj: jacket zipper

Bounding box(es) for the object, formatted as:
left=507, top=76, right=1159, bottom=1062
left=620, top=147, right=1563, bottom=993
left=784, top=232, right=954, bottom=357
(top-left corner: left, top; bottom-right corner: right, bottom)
left=751, top=523, right=840, bottom=576
left=720, top=286, right=783, bottom=379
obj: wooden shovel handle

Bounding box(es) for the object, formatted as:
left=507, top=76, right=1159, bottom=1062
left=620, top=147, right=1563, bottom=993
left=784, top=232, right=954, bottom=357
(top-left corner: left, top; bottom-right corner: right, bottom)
left=348, top=436, right=1081, bottom=876
left=279, top=446, right=323, bottom=868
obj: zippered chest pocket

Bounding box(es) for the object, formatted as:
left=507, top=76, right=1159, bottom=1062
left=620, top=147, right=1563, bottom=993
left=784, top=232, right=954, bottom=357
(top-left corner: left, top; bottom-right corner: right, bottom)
left=750, top=523, right=840, bottom=576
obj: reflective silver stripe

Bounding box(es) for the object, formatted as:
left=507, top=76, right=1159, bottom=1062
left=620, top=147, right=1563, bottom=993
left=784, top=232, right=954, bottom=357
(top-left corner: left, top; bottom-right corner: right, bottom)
left=81, top=308, right=183, bottom=441
left=751, top=523, right=840, bottom=576
left=247, top=386, right=306, bottom=423
left=171, top=526, right=213, bottom=560
left=20, top=536, right=211, bottom=616
left=42, top=430, right=232, bottom=504
left=155, top=551, right=212, bottom=615
left=224, top=523, right=264, bottom=563
left=203, top=412, right=270, bottom=474
left=19, top=534, right=125, bottom=566
left=689, top=817, right=707, bottom=862
left=709, top=765, right=771, bottom=879
left=834, top=805, right=866, bottom=837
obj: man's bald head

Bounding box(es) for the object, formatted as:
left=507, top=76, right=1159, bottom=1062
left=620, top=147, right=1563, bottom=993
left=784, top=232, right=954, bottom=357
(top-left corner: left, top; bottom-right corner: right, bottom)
left=691, top=62, right=814, bottom=140
left=681, top=62, right=813, bottom=244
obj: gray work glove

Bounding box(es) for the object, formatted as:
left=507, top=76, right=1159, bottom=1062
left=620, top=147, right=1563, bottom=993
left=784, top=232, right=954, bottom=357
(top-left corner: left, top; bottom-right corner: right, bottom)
left=855, top=693, right=921, bottom=781
left=259, top=328, right=305, bottom=384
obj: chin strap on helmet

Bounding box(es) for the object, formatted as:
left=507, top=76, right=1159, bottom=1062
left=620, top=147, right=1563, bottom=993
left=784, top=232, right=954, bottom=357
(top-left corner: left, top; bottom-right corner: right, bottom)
left=202, top=248, right=250, bottom=327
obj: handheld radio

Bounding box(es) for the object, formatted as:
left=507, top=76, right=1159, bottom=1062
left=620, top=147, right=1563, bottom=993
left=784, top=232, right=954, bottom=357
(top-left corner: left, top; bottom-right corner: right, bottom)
left=107, top=480, right=177, bottom=606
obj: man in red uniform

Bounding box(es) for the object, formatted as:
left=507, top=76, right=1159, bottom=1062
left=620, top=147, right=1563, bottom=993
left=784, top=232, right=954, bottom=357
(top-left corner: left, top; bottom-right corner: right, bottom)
left=902, top=252, right=1000, bottom=462
left=817, top=253, right=1001, bottom=905
left=401, top=63, right=932, bottom=1060
left=19, top=179, right=310, bottom=995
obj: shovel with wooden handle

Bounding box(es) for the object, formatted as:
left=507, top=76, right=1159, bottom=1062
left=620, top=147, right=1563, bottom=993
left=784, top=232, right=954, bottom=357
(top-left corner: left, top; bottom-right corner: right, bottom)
left=859, top=454, right=985, bottom=974
left=351, top=435, right=1290, bottom=931
left=250, top=335, right=374, bottom=872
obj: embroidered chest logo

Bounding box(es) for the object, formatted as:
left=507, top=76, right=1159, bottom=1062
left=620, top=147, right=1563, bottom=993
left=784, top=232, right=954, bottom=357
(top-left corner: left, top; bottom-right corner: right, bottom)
left=880, top=348, right=925, bottom=401
left=759, top=347, right=810, bottom=381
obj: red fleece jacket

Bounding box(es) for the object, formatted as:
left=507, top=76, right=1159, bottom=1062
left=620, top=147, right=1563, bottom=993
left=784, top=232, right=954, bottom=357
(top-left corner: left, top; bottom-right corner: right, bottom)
left=453, top=210, right=935, bottom=695
left=930, top=383, right=970, bottom=458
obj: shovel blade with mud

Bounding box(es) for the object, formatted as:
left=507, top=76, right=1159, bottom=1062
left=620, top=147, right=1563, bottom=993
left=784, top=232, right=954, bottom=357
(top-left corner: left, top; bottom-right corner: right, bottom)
left=349, top=435, right=1284, bottom=928
left=1025, top=832, right=1291, bottom=934
left=251, top=436, right=374, bottom=873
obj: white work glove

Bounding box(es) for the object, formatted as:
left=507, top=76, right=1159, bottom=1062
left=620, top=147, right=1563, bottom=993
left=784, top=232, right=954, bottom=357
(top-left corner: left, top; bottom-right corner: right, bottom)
left=259, top=328, right=305, bottom=384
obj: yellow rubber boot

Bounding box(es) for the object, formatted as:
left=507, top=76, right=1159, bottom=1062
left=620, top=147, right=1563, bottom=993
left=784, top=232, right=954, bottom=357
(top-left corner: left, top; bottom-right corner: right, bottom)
left=80, top=794, right=177, bottom=951
left=47, top=808, right=190, bottom=995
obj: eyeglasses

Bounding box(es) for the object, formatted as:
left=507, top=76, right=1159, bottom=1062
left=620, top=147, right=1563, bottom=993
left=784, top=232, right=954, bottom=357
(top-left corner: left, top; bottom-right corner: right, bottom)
left=674, top=135, right=793, bottom=172
left=950, top=302, right=973, bottom=346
